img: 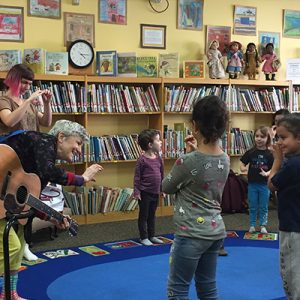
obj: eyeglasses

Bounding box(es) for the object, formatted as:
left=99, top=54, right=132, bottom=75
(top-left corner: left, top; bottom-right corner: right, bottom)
left=21, top=79, right=32, bottom=85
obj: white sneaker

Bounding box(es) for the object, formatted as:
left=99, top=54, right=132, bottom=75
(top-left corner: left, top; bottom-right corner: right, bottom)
left=23, top=243, right=38, bottom=261
left=260, top=226, right=268, bottom=234
left=249, top=226, right=256, bottom=233
left=150, top=237, right=164, bottom=244
left=140, top=238, right=153, bottom=246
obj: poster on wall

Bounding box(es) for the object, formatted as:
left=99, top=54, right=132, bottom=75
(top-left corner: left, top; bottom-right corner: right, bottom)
left=286, top=58, right=300, bottom=85
left=233, top=5, right=257, bottom=36
left=64, top=12, right=95, bottom=47
left=283, top=9, right=300, bottom=38
left=98, top=0, right=127, bottom=25
left=206, top=25, right=231, bottom=56
left=177, top=0, right=204, bottom=31
left=258, top=31, right=280, bottom=57
left=0, top=6, right=24, bottom=42
left=28, top=0, right=61, bottom=19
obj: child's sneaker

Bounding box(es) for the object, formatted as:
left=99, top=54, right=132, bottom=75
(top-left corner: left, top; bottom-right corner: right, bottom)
left=249, top=226, right=256, bottom=233
left=140, top=238, right=153, bottom=246
left=150, top=237, right=164, bottom=244
left=260, top=226, right=268, bottom=234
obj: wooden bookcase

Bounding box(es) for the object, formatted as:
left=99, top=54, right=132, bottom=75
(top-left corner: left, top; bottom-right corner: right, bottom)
left=0, top=72, right=293, bottom=224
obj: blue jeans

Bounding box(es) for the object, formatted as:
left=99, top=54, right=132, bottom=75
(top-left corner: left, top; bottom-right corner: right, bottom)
left=167, top=235, right=223, bottom=300
left=248, top=183, right=270, bottom=227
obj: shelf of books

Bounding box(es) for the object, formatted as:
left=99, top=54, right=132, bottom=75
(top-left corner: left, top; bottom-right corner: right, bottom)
left=0, top=72, right=294, bottom=224
left=228, top=79, right=292, bottom=172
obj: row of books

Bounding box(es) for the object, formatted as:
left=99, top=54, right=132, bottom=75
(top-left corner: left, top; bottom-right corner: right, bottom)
left=0, top=49, right=68, bottom=75
left=87, top=186, right=136, bottom=214
left=164, top=85, right=229, bottom=112
left=292, top=87, right=300, bottom=112
left=87, top=84, right=159, bottom=113
left=63, top=187, right=86, bottom=215
left=229, top=128, right=254, bottom=155
left=230, top=86, right=290, bottom=112
left=89, top=135, right=142, bottom=162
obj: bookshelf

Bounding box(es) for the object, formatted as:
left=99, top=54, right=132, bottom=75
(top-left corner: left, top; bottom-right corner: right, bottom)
left=0, top=73, right=293, bottom=224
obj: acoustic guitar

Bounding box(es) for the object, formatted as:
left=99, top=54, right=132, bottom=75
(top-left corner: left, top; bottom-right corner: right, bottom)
left=0, top=144, right=78, bottom=236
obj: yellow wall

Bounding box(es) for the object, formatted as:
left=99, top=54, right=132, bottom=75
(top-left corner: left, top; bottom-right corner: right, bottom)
left=1, top=0, right=300, bottom=80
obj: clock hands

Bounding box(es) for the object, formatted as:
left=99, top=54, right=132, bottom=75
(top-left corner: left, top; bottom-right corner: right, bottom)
left=80, top=53, right=89, bottom=58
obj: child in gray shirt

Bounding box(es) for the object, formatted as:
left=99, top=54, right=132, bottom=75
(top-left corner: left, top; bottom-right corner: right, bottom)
left=163, top=95, right=230, bottom=300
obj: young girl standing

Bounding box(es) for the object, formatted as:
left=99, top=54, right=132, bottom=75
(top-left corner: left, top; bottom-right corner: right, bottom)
left=133, top=129, right=164, bottom=246
left=240, top=126, right=274, bottom=233
left=162, top=95, right=230, bottom=299
left=268, top=114, right=300, bottom=300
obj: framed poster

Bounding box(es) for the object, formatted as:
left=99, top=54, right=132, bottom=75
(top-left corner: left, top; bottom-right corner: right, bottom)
left=206, top=25, right=231, bottom=56
left=140, top=24, right=166, bottom=49
left=258, top=31, right=280, bottom=57
left=98, top=0, right=126, bottom=25
left=0, top=5, right=24, bottom=42
left=64, top=12, right=95, bottom=47
left=177, top=0, right=204, bottom=31
left=183, top=60, right=205, bottom=78
left=233, top=5, right=257, bottom=36
left=283, top=10, right=300, bottom=38
left=28, top=0, right=61, bottom=19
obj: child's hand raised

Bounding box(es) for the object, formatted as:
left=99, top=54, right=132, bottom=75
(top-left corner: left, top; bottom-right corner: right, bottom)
left=184, top=135, right=197, bottom=153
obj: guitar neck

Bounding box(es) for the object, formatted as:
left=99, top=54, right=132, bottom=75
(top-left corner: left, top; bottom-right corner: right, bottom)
left=27, top=194, right=64, bottom=223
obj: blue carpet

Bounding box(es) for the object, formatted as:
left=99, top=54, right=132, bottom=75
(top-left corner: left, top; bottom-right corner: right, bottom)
left=15, top=231, right=286, bottom=300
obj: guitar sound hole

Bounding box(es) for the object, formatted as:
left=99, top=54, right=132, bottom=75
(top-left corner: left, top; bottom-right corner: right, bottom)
left=16, top=186, right=28, bottom=204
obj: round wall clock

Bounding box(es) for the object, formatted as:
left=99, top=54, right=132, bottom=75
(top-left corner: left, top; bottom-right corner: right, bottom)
left=68, top=39, right=94, bottom=69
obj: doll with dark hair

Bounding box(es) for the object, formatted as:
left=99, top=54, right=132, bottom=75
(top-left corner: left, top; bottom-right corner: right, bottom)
left=227, top=41, right=244, bottom=79
left=244, top=42, right=261, bottom=80
left=261, top=43, right=281, bottom=81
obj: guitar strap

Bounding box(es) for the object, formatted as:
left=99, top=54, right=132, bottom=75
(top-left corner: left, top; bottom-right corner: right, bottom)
left=0, top=129, right=27, bottom=143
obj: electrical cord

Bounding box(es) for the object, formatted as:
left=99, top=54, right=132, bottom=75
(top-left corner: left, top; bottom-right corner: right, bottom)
left=149, top=0, right=169, bottom=13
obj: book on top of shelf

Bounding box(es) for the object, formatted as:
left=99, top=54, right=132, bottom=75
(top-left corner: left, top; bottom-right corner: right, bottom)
left=24, top=48, right=45, bottom=74
left=117, top=52, right=137, bottom=77
left=137, top=56, right=157, bottom=77
left=183, top=60, right=205, bottom=79
left=45, top=52, right=68, bottom=75
left=0, top=50, right=22, bottom=72
left=96, top=50, right=117, bottom=76
left=159, top=53, right=180, bottom=78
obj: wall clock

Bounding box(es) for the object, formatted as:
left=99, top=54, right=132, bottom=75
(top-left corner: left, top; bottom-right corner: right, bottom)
left=68, top=39, right=94, bottom=69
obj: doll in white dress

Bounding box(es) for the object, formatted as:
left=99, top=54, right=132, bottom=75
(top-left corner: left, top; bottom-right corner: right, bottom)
left=206, top=40, right=225, bottom=79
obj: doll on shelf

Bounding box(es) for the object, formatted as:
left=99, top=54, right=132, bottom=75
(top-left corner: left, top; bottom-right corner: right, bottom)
left=227, top=41, right=244, bottom=79
left=261, top=43, right=281, bottom=80
left=206, top=40, right=225, bottom=79
left=243, top=42, right=261, bottom=80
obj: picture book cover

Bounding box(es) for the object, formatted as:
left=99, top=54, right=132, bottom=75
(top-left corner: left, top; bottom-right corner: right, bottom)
left=137, top=56, right=157, bottom=77
left=104, top=240, right=142, bottom=249
left=243, top=232, right=278, bottom=241
left=24, top=48, right=45, bottom=74
left=0, top=50, right=22, bottom=72
left=159, top=53, right=180, bottom=78
left=43, top=249, right=79, bottom=259
left=117, top=52, right=137, bottom=77
left=96, top=50, right=117, bottom=76
left=22, top=258, right=48, bottom=266
left=79, top=245, right=110, bottom=256
left=226, top=231, right=239, bottom=238
left=45, top=52, right=68, bottom=75
left=183, top=60, right=205, bottom=78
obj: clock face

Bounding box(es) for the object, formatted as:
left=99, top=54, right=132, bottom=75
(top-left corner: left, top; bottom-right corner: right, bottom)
left=68, top=40, right=94, bottom=68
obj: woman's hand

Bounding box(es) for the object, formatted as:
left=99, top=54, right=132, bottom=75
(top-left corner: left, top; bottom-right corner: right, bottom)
left=27, top=89, right=45, bottom=105
left=51, top=215, right=70, bottom=230
left=41, top=89, right=53, bottom=104
left=184, top=135, right=197, bottom=153
left=82, top=164, right=103, bottom=182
